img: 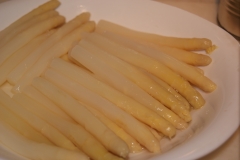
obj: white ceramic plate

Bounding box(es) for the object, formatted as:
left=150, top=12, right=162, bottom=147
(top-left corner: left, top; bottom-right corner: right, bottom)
left=0, top=0, right=239, bottom=160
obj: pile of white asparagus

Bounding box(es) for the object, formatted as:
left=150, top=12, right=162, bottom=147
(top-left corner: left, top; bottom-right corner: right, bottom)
left=0, top=0, right=217, bottom=160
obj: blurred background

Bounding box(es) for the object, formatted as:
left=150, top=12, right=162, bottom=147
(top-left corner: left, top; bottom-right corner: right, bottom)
left=155, top=0, right=240, bottom=42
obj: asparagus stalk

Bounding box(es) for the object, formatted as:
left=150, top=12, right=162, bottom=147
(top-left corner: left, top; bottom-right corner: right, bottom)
left=32, top=77, right=129, bottom=158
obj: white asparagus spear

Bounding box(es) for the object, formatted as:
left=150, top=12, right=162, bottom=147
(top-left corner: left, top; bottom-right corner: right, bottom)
left=0, top=0, right=61, bottom=38
left=22, top=85, right=75, bottom=123
left=0, top=90, right=78, bottom=151
left=7, top=12, right=90, bottom=85
left=0, top=104, right=52, bottom=145
left=144, top=70, right=190, bottom=110
left=84, top=33, right=205, bottom=109
left=0, top=10, right=58, bottom=48
left=0, top=120, right=89, bottom=160
left=69, top=46, right=176, bottom=137
left=142, top=44, right=212, bottom=66
left=43, top=67, right=161, bottom=152
left=0, top=30, right=55, bottom=85
left=0, top=15, right=65, bottom=66
left=99, top=31, right=216, bottom=93
left=32, top=77, right=129, bottom=158
left=79, top=40, right=191, bottom=121
left=14, top=90, right=122, bottom=160
left=60, top=54, right=72, bottom=63
left=96, top=20, right=214, bottom=51
left=12, top=21, right=95, bottom=93
left=53, top=58, right=188, bottom=129
left=12, top=94, right=81, bottom=151
left=80, top=104, right=143, bottom=153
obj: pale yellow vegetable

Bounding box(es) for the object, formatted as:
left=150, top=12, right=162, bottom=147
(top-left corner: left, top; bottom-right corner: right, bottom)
left=146, top=44, right=212, bottom=66
left=0, top=10, right=59, bottom=48
left=32, top=77, right=129, bottom=158
left=84, top=105, right=143, bottom=153
left=61, top=54, right=90, bottom=72
left=12, top=21, right=95, bottom=93
left=66, top=44, right=188, bottom=129
left=206, top=45, right=217, bottom=54
left=7, top=12, right=90, bottom=85
left=148, top=128, right=164, bottom=142
left=75, top=39, right=189, bottom=122
left=84, top=33, right=205, bottom=109
left=194, top=66, right=204, bottom=75
left=68, top=46, right=179, bottom=134
left=144, top=71, right=190, bottom=110
left=0, top=90, right=78, bottom=151
left=117, top=37, right=212, bottom=67
left=0, top=121, right=89, bottom=160
left=14, top=90, right=121, bottom=160
left=96, top=20, right=214, bottom=51
left=79, top=40, right=191, bottom=121
left=61, top=54, right=89, bottom=72
left=67, top=55, right=91, bottom=71
left=0, top=15, right=65, bottom=66
left=99, top=32, right=216, bottom=93
left=0, top=104, right=52, bottom=145
left=60, top=54, right=72, bottom=63
left=105, top=37, right=206, bottom=74
left=22, top=85, right=75, bottom=123
left=0, top=30, right=55, bottom=85
left=0, top=0, right=61, bottom=39
left=12, top=93, right=80, bottom=151
left=42, top=67, right=161, bottom=153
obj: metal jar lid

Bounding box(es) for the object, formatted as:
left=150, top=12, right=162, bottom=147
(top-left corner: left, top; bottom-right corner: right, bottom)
left=218, top=0, right=240, bottom=40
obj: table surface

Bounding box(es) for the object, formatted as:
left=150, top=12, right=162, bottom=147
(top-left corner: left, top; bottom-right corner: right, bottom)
left=0, top=0, right=239, bottom=160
